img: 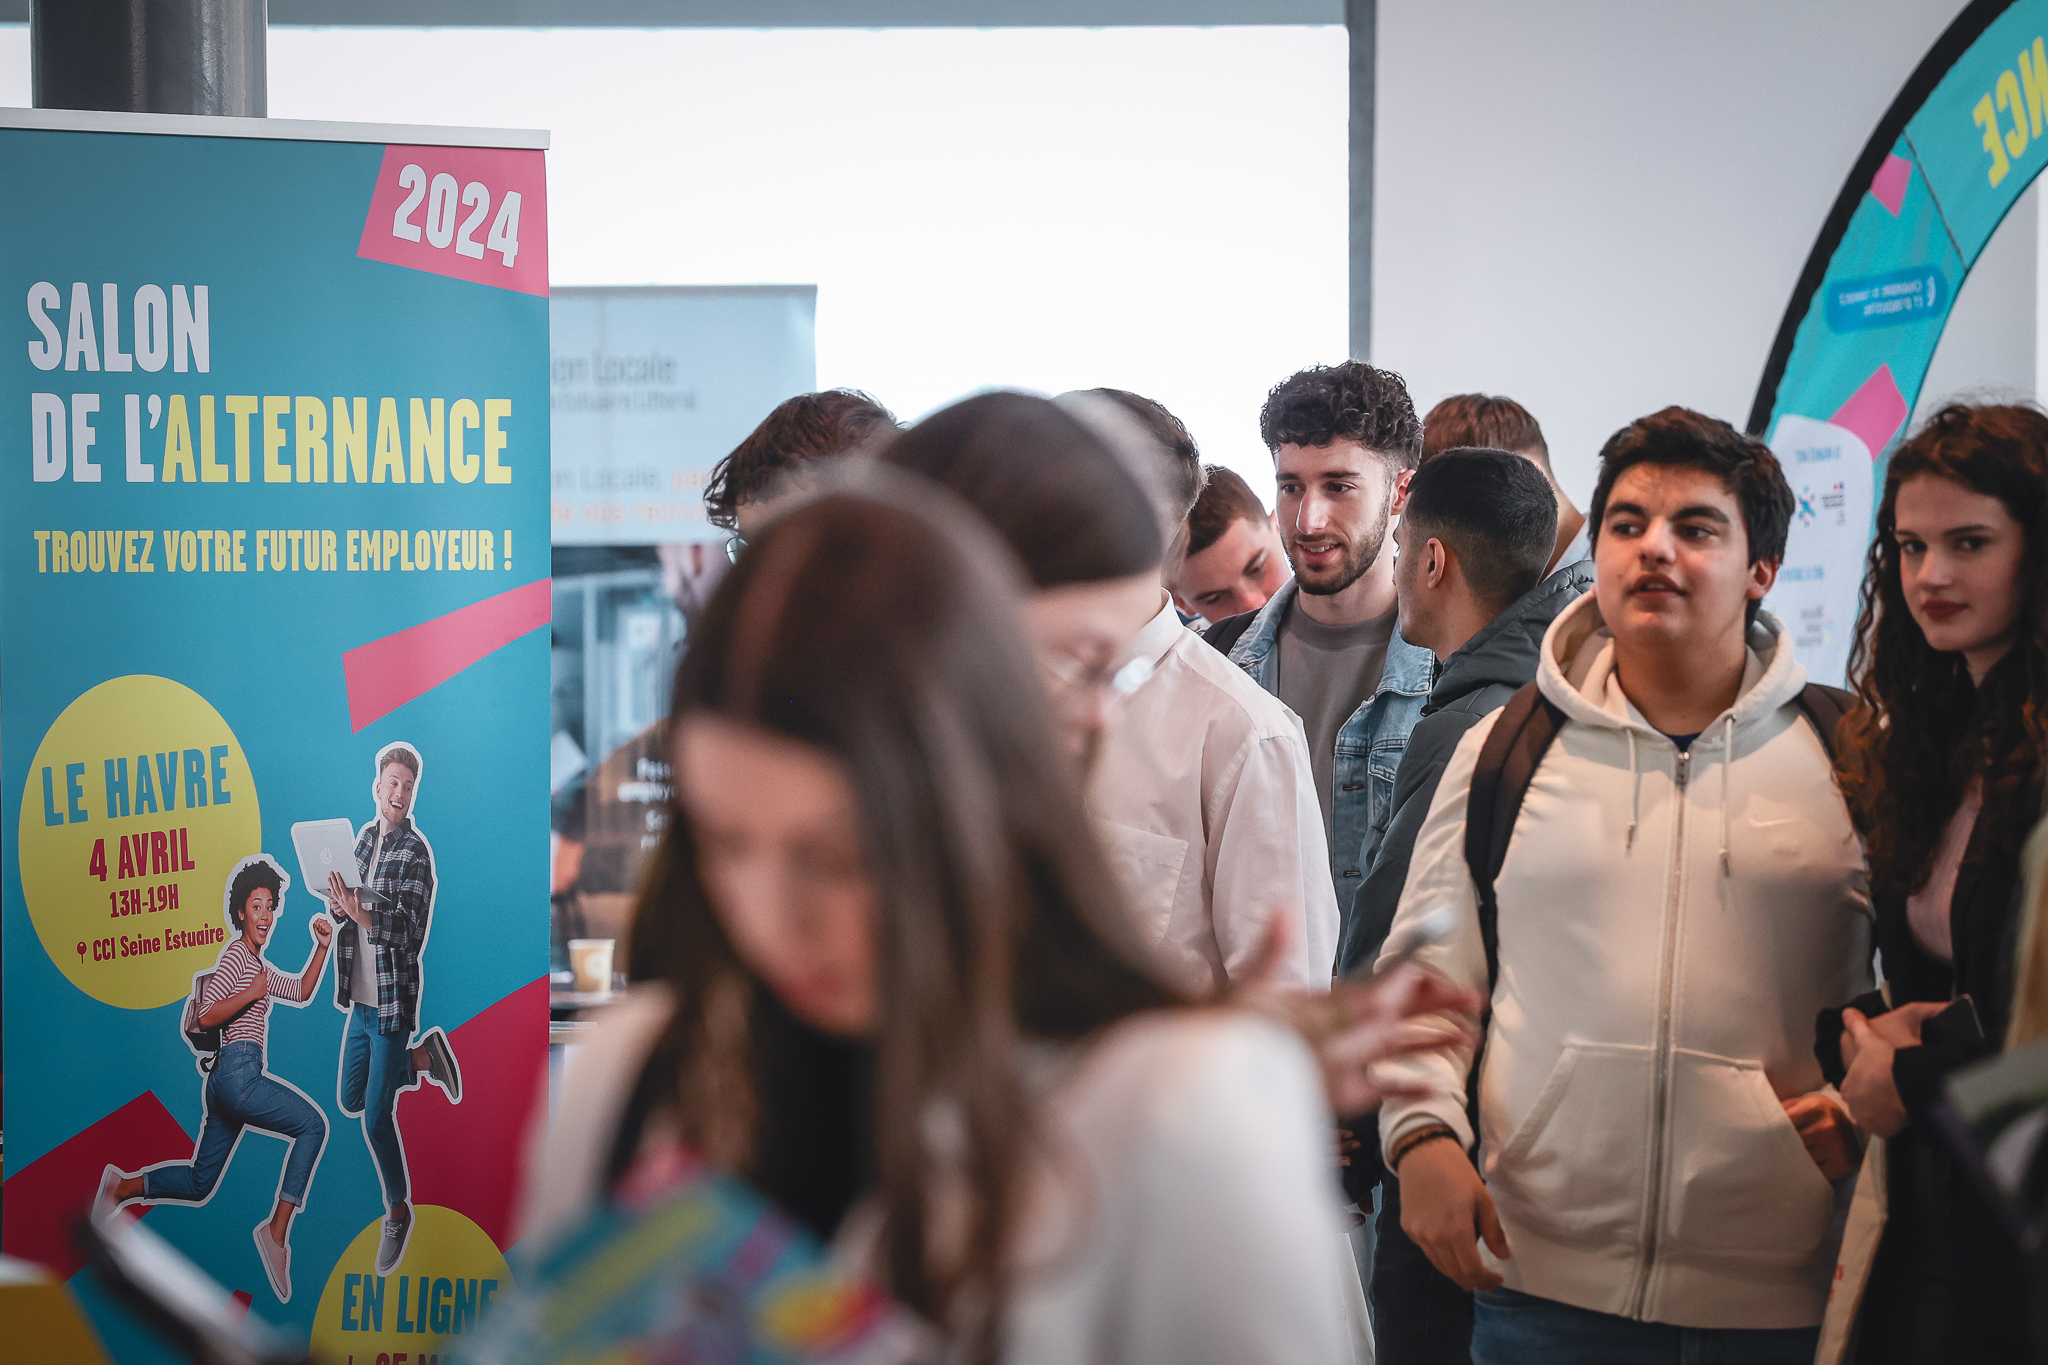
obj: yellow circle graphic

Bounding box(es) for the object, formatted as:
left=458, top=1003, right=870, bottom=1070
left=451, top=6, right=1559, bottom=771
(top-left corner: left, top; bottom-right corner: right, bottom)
left=311, top=1205, right=514, bottom=1360
left=17, top=675, right=262, bottom=1010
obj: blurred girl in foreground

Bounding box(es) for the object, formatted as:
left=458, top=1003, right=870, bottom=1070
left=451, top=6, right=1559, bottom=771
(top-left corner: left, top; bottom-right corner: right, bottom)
left=521, top=486, right=1458, bottom=1362
left=1830, top=403, right=2048, bottom=1362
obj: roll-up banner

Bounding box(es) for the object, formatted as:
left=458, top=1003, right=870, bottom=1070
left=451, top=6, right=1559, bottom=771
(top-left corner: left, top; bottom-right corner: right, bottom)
left=0, top=109, right=552, bottom=1362
left=1756, top=0, right=2047, bottom=685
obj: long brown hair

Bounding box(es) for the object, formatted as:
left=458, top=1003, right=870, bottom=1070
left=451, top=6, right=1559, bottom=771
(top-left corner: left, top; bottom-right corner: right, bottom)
left=1836, top=403, right=2048, bottom=899
left=878, top=391, right=1166, bottom=589
left=626, top=484, right=1178, bottom=1349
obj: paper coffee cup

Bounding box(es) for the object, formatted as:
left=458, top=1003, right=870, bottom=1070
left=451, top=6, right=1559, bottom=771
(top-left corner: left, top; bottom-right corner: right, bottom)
left=567, top=938, right=615, bottom=997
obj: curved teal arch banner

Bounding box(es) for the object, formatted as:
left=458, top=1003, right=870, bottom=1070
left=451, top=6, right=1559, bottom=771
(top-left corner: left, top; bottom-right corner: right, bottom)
left=1753, top=0, right=2042, bottom=684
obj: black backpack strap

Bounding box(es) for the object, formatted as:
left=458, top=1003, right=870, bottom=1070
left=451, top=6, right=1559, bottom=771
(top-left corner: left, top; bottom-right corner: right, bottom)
left=1794, top=682, right=1853, bottom=762
left=1201, top=610, right=1257, bottom=659
left=1462, top=682, right=1565, bottom=990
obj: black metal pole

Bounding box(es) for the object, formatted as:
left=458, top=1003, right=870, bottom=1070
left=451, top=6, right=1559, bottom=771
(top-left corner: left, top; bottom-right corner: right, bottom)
left=32, top=0, right=267, bottom=116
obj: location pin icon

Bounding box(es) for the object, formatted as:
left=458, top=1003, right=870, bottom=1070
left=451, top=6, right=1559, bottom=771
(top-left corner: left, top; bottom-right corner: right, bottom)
left=76, top=941, right=87, bottom=962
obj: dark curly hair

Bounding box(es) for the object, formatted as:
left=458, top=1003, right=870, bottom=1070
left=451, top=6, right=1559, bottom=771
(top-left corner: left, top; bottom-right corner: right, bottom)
left=702, top=390, right=899, bottom=531
left=1258, top=362, right=1422, bottom=470
left=228, top=859, right=284, bottom=931
left=1836, top=403, right=2048, bottom=902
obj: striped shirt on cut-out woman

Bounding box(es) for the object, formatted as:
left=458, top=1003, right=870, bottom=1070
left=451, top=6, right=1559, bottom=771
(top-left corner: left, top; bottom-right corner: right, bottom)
left=205, top=938, right=296, bottom=1047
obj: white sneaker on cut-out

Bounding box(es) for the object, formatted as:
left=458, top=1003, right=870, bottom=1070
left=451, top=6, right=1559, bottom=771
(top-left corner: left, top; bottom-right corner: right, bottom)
left=252, top=1224, right=292, bottom=1303
left=93, top=1164, right=131, bottom=1225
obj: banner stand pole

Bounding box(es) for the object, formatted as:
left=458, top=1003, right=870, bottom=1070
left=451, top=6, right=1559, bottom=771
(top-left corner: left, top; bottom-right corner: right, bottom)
left=31, top=0, right=267, bottom=118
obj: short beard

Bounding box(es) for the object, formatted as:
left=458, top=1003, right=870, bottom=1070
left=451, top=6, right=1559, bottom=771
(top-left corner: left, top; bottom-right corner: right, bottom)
left=1292, top=478, right=1392, bottom=597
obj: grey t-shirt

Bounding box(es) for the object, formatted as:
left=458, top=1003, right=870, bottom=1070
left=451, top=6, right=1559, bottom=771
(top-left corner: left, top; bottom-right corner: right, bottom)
left=1276, top=603, right=1397, bottom=836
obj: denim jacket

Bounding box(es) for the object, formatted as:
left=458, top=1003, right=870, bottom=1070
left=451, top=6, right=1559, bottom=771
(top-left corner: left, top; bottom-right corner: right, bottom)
left=1226, top=580, right=1434, bottom=928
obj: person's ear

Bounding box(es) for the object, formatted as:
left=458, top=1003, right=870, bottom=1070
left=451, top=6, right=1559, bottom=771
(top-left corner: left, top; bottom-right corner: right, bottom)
left=1425, top=537, right=1451, bottom=590
left=1748, top=556, right=1778, bottom=601
left=1391, top=468, right=1415, bottom=515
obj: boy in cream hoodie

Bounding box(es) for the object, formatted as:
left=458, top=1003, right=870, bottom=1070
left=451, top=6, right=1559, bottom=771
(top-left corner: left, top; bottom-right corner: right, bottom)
left=1377, top=408, right=1873, bottom=1363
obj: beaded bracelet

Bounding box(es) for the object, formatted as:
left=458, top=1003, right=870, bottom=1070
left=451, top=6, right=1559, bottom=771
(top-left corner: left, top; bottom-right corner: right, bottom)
left=1390, top=1123, right=1459, bottom=1172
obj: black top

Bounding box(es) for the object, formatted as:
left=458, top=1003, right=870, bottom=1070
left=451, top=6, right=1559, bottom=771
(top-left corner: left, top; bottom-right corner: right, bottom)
left=1854, top=788, right=2039, bottom=1363
left=1337, top=558, right=1595, bottom=976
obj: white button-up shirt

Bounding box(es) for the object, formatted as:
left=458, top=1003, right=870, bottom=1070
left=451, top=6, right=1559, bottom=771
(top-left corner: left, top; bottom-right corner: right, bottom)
left=1089, top=596, right=1340, bottom=994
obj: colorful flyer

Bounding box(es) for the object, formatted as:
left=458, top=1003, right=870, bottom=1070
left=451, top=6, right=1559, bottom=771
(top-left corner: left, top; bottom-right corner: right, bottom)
left=464, top=1144, right=926, bottom=1365
left=0, top=109, right=552, bottom=1363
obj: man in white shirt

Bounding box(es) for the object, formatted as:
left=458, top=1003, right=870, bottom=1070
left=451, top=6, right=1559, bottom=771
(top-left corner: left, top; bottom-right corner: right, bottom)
left=881, top=387, right=1338, bottom=995
left=1077, top=389, right=1339, bottom=994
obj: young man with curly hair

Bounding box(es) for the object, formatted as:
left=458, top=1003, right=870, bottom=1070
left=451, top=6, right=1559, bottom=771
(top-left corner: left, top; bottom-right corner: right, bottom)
left=1209, top=362, right=1436, bottom=940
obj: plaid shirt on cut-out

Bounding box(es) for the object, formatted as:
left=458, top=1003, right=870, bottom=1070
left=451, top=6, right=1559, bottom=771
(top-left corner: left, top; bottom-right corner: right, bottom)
left=333, top=815, right=434, bottom=1037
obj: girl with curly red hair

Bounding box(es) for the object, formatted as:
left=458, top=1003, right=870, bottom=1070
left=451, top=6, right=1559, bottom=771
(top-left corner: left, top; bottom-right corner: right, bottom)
left=1830, top=402, right=2048, bottom=1362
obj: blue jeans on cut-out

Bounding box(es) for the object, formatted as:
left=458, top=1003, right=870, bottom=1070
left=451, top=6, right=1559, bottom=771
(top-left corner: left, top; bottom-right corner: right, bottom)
left=339, top=1001, right=413, bottom=1208
left=146, top=1041, right=327, bottom=1207
left=1473, top=1287, right=1820, bottom=1365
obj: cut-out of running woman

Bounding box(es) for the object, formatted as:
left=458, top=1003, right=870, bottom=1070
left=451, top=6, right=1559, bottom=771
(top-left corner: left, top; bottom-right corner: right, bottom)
left=94, top=855, right=332, bottom=1303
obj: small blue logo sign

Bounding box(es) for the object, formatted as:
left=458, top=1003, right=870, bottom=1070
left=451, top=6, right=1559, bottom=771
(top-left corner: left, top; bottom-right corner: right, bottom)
left=1825, top=266, right=1947, bottom=332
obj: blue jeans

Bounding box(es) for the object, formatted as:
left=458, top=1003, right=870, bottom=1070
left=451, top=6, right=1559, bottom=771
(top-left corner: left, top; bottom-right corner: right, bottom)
left=1473, top=1288, right=1820, bottom=1365
left=339, top=1002, right=413, bottom=1209
left=145, top=1041, right=327, bottom=1207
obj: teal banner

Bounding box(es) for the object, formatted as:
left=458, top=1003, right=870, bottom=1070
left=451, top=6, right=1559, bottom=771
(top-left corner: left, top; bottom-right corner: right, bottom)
left=1758, top=0, right=2048, bottom=685
left=0, top=112, right=552, bottom=1362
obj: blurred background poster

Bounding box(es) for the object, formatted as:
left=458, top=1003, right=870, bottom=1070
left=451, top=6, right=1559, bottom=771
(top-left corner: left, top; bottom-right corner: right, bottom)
left=549, top=286, right=816, bottom=954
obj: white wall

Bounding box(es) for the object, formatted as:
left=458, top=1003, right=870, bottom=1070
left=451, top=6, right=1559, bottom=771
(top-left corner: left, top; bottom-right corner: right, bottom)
left=0, top=25, right=1349, bottom=499
left=1374, top=0, right=1976, bottom=506
left=11, top=8, right=2043, bottom=509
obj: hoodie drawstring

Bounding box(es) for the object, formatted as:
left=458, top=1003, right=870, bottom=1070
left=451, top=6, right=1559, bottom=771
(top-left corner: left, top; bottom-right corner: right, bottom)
left=1719, top=713, right=1735, bottom=878
left=1625, top=729, right=1641, bottom=851
left=1626, top=716, right=1735, bottom=872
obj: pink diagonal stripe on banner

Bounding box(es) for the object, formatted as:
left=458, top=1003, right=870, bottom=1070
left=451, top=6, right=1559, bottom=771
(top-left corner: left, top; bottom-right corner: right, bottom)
left=344, top=579, right=551, bottom=732
left=1830, top=364, right=1910, bottom=458
left=1, top=1090, right=192, bottom=1279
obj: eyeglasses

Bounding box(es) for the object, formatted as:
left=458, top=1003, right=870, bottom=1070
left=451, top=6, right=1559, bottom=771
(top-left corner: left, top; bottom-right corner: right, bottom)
left=1040, top=651, right=1156, bottom=701
left=724, top=535, right=747, bottom=564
